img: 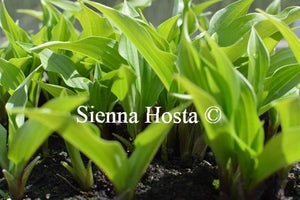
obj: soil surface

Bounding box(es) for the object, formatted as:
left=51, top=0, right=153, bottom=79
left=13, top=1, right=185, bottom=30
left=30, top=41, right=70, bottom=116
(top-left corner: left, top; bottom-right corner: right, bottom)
left=285, top=163, right=300, bottom=199
left=0, top=135, right=299, bottom=200
left=26, top=153, right=219, bottom=200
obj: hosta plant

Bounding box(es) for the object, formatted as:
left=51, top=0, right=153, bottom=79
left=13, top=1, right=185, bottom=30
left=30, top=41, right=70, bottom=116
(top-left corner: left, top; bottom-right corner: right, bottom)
left=175, top=0, right=300, bottom=199
left=0, top=0, right=300, bottom=199
left=0, top=0, right=95, bottom=194
left=10, top=96, right=190, bottom=199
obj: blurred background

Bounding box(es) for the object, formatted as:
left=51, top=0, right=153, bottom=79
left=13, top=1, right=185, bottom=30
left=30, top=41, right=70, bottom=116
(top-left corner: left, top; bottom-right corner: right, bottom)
left=2, top=0, right=300, bottom=34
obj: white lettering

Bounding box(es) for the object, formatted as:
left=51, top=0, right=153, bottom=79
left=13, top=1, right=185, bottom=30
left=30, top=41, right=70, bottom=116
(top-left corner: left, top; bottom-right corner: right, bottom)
left=146, top=106, right=161, bottom=123
left=188, top=112, right=199, bottom=124
left=161, top=112, right=172, bottom=123
left=129, top=112, right=139, bottom=123
left=77, top=106, right=88, bottom=123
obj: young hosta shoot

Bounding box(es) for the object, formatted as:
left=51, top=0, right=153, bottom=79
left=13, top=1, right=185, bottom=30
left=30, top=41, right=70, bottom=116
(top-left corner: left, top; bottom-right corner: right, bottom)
left=1, top=0, right=300, bottom=199
left=81, top=0, right=177, bottom=91
left=0, top=65, right=42, bottom=199
left=61, top=142, right=94, bottom=191
left=32, top=0, right=174, bottom=139
left=175, top=1, right=300, bottom=198
left=3, top=94, right=88, bottom=199
left=11, top=96, right=189, bottom=199
left=218, top=1, right=300, bottom=61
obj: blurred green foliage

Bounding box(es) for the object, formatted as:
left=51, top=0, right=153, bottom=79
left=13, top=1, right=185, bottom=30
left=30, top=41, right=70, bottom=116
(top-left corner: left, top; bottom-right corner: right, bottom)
left=5, top=0, right=300, bottom=29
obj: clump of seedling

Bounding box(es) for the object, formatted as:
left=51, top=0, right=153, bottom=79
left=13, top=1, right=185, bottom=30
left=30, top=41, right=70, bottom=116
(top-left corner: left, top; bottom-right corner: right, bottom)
left=0, top=0, right=299, bottom=199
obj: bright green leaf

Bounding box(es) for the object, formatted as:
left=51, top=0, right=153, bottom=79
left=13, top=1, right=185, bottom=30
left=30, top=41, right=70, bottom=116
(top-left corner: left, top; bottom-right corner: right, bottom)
left=83, top=0, right=176, bottom=90
left=0, top=58, right=25, bottom=91
left=31, top=37, right=126, bottom=70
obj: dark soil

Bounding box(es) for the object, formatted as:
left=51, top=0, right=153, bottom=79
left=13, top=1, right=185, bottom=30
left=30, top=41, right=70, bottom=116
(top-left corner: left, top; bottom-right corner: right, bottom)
left=0, top=135, right=299, bottom=200
left=133, top=159, right=219, bottom=200
left=25, top=154, right=219, bottom=200
left=285, top=163, right=300, bottom=199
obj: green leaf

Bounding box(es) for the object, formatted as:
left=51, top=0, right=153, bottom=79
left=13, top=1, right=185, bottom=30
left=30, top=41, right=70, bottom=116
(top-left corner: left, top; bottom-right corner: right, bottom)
left=113, top=133, right=134, bottom=152
left=223, top=7, right=300, bottom=61
left=110, top=65, right=136, bottom=114
left=0, top=189, right=9, bottom=199
left=266, top=0, right=281, bottom=15
left=0, top=0, right=30, bottom=43
left=0, top=124, right=8, bottom=169
left=21, top=156, right=40, bottom=191
left=252, top=126, right=300, bottom=187
left=51, top=14, right=78, bottom=41
left=128, top=103, right=189, bottom=191
left=47, top=0, right=81, bottom=12
left=39, top=49, right=90, bottom=90
left=14, top=109, right=129, bottom=193
left=0, top=58, right=25, bottom=91
left=89, top=79, right=117, bottom=112
left=0, top=0, right=30, bottom=57
left=214, top=13, right=265, bottom=47
left=157, top=15, right=180, bottom=42
left=17, top=9, right=43, bottom=20
left=117, top=1, right=140, bottom=18
left=32, top=26, right=49, bottom=45
left=192, top=0, right=220, bottom=16
left=5, top=67, right=41, bottom=144
left=13, top=97, right=189, bottom=197
left=63, top=141, right=93, bottom=190
left=118, top=34, right=163, bottom=112
left=139, top=61, right=164, bottom=110
left=269, top=48, right=297, bottom=76
left=2, top=169, right=25, bottom=199
left=109, top=65, right=139, bottom=137
left=234, top=74, right=263, bottom=152
left=9, top=120, right=52, bottom=165
left=127, top=0, right=152, bottom=9
left=263, top=64, right=300, bottom=106
left=31, top=37, right=126, bottom=70
left=41, top=0, right=61, bottom=28
left=76, top=2, right=114, bottom=38
left=83, top=0, right=176, bottom=90
left=8, top=96, right=87, bottom=164
left=232, top=74, right=264, bottom=180
left=203, top=32, right=240, bottom=118
left=118, top=34, right=165, bottom=136
left=177, top=16, right=203, bottom=87
left=39, top=81, right=76, bottom=97
left=253, top=97, right=300, bottom=187
left=258, top=10, right=300, bottom=65
left=177, top=74, right=264, bottom=189
left=9, top=56, right=32, bottom=71
left=275, top=97, right=300, bottom=130
left=247, top=27, right=270, bottom=106
left=2, top=156, right=39, bottom=200
left=176, top=75, right=235, bottom=167
left=208, top=0, right=254, bottom=35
